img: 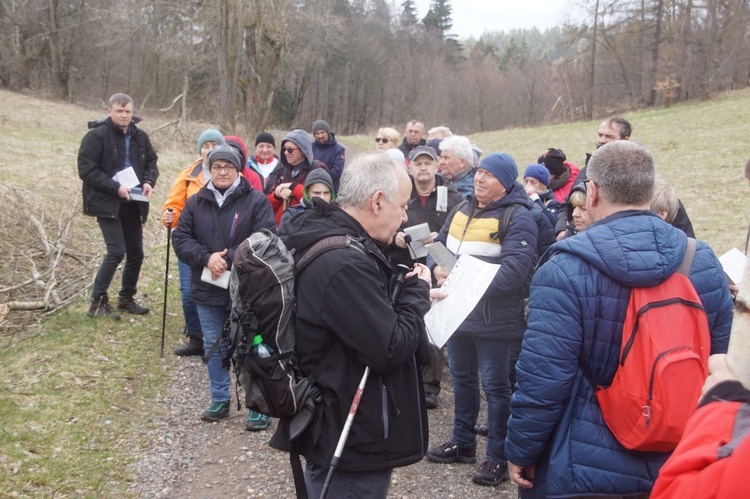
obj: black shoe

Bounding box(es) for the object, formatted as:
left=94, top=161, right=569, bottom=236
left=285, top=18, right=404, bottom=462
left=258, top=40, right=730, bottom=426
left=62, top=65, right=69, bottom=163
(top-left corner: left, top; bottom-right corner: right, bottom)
left=425, top=392, right=439, bottom=409
left=472, top=460, right=508, bottom=487
left=426, top=441, right=476, bottom=464
left=117, top=296, right=149, bottom=315
left=87, top=297, right=121, bottom=320
left=475, top=423, right=489, bottom=437
left=174, top=336, right=204, bottom=357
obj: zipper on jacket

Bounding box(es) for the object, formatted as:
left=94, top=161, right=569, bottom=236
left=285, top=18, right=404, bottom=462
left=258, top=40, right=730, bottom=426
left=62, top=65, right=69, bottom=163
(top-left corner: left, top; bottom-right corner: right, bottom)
left=381, top=383, right=389, bottom=440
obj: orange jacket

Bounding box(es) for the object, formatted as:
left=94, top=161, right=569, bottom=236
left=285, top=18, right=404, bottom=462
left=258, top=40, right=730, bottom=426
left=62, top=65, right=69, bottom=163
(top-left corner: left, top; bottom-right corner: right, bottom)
left=161, top=159, right=205, bottom=229
left=651, top=396, right=749, bottom=498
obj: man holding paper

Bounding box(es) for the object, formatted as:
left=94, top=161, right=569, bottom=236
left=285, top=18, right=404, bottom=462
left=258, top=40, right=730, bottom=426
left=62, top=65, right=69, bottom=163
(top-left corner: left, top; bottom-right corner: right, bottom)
left=78, top=93, right=159, bottom=319
left=391, top=145, right=463, bottom=408
left=172, top=144, right=275, bottom=422
left=425, top=152, right=538, bottom=488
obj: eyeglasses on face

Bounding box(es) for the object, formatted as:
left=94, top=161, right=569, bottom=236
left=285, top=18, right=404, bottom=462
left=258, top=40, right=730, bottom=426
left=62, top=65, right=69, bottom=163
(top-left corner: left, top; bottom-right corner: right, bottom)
left=211, top=164, right=236, bottom=173
left=375, top=138, right=389, bottom=144
left=283, top=147, right=300, bottom=154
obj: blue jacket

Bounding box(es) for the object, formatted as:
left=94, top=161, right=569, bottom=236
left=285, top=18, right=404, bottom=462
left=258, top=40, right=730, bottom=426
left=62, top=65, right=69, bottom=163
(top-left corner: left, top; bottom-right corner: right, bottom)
left=506, top=210, right=734, bottom=498
left=429, top=182, right=538, bottom=339
left=312, top=133, right=345, bottom=192
left=442, top=168, right=476, bottom=200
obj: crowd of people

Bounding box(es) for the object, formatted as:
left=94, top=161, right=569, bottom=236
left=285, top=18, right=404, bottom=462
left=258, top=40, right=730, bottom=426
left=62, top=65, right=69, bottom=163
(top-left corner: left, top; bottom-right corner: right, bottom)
left=77, top=93, right=747, bottom=498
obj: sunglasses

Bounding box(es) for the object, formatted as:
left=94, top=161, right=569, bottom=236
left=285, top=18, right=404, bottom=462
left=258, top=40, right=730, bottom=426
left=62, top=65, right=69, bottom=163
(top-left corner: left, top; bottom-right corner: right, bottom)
left=375, top=138, right=389, bottom=144
left=283, top=147, right=300, bottom=154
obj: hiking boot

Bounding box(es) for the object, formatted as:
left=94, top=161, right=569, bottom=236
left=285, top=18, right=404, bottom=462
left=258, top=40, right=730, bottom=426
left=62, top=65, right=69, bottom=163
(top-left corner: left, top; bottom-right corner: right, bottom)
left=475, top=423, right=489, bottom=437
left=425, top=392, right=439, bottom=409
left=87, top=297, right=121, bottom=320
left=174, top=336, right=204, bottom=357
left=201, top=401, right=230, bottom=422
left=245, top=410, right=271, bottom=431
left=426, top=441, right=476, bottom=464
left=472, top=460, right=509, bottom=487
left=117, top=296, right=149, bottom=315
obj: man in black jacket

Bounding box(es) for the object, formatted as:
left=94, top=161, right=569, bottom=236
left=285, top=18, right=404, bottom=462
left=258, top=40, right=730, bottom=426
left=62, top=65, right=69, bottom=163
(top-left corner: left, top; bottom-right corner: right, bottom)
left=554, top=116, right=695, bottom=239
left=78, top=93, right=159, bottom=319
left=272, top=153, right=432, bottom=498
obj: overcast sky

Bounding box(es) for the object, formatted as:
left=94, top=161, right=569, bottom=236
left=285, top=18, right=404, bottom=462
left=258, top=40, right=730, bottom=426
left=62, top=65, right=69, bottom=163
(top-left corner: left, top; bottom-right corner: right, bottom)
left=410, top=0, right=576, bottom=39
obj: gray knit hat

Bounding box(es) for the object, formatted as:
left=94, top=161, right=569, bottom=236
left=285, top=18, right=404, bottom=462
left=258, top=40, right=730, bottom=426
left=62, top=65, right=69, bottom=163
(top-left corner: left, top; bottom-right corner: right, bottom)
left=208, top=143, right=242, bottom=171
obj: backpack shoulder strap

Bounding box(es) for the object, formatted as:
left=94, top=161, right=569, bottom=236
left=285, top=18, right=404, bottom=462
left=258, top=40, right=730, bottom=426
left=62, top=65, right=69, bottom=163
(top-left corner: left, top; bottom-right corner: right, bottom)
left=496, top=204, right=521, bottom=243
left=677, top=237, right=696, bottom=276
left=295, top=235, right=366, bottom=272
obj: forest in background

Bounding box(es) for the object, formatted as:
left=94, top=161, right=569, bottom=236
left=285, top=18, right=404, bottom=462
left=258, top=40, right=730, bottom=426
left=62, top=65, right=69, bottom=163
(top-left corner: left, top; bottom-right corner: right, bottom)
left=1, top=0, right=748, bottom=135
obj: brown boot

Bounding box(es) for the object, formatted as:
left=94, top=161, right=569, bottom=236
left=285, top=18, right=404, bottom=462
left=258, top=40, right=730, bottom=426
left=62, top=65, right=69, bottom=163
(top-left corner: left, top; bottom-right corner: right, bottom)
left=87, top=297, right=121, bottom=320
left=117, top=296, right=149, bottom=315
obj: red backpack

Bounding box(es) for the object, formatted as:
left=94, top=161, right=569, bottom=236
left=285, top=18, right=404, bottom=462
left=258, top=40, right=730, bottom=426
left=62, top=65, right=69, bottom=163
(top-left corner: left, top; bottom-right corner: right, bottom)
left=585, top=238, right=710, bottom=452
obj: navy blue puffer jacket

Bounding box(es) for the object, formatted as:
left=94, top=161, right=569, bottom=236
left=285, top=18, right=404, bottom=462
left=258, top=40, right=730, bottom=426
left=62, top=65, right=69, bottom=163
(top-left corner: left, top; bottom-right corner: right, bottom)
left=506, top=210, right=733, bottom=498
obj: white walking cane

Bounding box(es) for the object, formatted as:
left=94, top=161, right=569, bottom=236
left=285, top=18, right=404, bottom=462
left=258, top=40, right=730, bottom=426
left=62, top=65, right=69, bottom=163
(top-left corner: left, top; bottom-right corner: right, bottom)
left=319, top=365, right=370, bottom=499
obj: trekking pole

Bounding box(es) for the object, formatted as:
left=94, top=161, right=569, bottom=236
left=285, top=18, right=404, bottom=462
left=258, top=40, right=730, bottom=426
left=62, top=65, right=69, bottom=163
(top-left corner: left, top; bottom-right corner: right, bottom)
left=160, top=215, right=173, bottom=358
left=319, top=365, right=370, bottom=499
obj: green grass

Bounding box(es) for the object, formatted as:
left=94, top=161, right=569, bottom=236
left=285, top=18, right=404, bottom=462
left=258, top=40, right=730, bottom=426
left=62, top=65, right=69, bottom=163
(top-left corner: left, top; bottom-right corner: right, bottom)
left=1, top=87, right=749, bottom=495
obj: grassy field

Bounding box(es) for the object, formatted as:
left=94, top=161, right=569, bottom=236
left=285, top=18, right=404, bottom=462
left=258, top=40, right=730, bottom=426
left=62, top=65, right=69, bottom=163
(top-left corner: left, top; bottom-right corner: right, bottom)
left=0, top=88, right=748, bottom=496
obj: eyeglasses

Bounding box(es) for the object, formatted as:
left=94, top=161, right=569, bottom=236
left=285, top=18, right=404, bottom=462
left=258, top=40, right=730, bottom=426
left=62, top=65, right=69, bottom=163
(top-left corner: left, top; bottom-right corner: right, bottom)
left=283, top=147, right=299, bottom=154
left=375, top=138, right=389, bottom=144
left=582, top=179, right=592, bottom=188
left=211, top=164, right=236, bottom=173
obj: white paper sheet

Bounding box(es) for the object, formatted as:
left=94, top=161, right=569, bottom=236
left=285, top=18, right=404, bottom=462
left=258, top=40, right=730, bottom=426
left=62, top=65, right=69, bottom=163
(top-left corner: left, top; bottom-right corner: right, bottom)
left=719, top=247, right=748, bottom=285
left=201, top=266, right=232, bottom=289
left=424, top=254, right=499, bottom=348
left=113, top=166, right=140, bottom=188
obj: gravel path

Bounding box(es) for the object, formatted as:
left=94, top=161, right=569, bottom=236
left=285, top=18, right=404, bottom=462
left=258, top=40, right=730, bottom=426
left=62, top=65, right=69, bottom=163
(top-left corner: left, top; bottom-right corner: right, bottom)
left=131, top=352, right=517, bottom=498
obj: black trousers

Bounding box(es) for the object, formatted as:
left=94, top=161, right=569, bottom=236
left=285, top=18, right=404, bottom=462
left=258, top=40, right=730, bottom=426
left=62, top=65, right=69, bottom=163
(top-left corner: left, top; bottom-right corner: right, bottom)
left=92, top=202, right=144, bottom=301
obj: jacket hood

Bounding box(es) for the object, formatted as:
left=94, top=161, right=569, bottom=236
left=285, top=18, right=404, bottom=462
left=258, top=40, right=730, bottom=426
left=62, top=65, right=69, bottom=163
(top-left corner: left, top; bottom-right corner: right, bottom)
left=281, top=129, right=314, bottom=166
left=549, top=210, right=687, bottom=288
left=285, top=199, right=367, bottom=255
left=303, top=168, right=336, bottom=204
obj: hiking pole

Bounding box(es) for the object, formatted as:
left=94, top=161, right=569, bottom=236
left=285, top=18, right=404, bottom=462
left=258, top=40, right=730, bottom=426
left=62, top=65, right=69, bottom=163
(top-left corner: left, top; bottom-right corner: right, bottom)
left=319, top=365, right=370, bottom=499
left=160, top=214, right=173, bottom=358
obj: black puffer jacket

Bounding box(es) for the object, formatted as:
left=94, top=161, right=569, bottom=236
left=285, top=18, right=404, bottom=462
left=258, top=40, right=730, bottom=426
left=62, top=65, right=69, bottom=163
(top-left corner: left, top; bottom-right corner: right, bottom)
left=77, top=117, right=159, bottom=222
left=171, top=178, right=276, bottom=307
left=271, top=199, right=430, bottom=472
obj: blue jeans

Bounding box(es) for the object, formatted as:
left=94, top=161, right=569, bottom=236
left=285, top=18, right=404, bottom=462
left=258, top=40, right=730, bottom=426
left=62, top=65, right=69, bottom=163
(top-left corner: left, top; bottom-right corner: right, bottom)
left=92, top=202, right=144, bottom=301
left=177, top=258, right=202, bottom=337
left=196, top=304, right=231, bottom=403
left=447, top=333, right=511, bottom=464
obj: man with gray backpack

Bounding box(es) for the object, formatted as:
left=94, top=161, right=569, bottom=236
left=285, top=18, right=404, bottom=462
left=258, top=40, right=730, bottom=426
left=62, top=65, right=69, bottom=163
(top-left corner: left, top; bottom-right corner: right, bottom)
left=248, top=153, right=431, bottom=499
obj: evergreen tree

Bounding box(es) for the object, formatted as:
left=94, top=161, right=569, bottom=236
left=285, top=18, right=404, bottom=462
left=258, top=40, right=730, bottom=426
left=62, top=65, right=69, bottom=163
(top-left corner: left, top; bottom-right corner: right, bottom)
left=422, top=0, right=452, bottom=34
left=400, top=0, right=419, bottom=28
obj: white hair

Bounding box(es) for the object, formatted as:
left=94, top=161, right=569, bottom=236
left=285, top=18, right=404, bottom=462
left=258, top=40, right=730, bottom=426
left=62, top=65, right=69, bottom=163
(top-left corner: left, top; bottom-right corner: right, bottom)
left=439, top=135, right=473, bottom=164
left=337, top=154, right=403, bottom=209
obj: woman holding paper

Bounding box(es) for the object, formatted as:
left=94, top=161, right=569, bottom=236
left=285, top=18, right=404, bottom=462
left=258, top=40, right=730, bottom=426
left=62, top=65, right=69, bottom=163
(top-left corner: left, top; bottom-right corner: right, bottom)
left=172, top=144, right=275, bottom=423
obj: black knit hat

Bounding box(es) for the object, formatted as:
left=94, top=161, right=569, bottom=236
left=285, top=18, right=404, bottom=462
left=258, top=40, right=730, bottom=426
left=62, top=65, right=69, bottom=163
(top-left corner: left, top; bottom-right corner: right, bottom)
left=255, top=132, right=275, bottom=148
left=538, top=148, right=567, bottom=177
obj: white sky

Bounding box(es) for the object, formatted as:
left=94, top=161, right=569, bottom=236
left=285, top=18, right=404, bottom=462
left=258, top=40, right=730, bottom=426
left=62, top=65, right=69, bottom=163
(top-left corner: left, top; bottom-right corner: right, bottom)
left=411, top=0, right=574, bottom=39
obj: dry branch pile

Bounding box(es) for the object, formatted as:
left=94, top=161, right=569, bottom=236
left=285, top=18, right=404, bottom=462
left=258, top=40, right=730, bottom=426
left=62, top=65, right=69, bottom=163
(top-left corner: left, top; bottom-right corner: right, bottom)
left=0, top=184, right=100, bottom=328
